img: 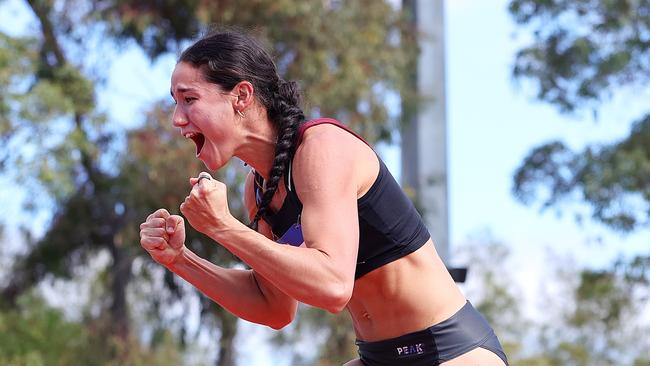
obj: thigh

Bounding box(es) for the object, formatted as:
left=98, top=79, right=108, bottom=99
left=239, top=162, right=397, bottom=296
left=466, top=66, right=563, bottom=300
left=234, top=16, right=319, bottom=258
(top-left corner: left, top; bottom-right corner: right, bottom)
left=341, top=358, right=364, bottom=366
left=440, top=347, right=506, bottom=366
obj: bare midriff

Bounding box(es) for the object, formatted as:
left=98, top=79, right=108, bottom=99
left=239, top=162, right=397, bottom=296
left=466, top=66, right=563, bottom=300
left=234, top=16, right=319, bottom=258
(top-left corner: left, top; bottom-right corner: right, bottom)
left=346, top=239, right=467, bottom=342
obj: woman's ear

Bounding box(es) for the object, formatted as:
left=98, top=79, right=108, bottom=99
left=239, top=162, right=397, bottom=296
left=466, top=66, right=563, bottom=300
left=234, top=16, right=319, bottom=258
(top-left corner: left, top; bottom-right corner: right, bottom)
left=231, top=81, right=255, bottom=113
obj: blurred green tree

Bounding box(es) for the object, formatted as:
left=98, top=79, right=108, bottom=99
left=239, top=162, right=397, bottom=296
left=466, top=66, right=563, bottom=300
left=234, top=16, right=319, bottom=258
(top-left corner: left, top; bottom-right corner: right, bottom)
left=0, top=293, right=186, bottom=366
left=455, top=239, right=527, bottom=362
left=507, top=2, right=650, bottom=363
left=0, top=0, right=417, bottom=364
left=516, top=255, right=650, bottom=366
left=98, top=0, right=416, bottom=142
left=508, top=0, right=650, bottom=233
left=456, top=240, right=650, bottom=366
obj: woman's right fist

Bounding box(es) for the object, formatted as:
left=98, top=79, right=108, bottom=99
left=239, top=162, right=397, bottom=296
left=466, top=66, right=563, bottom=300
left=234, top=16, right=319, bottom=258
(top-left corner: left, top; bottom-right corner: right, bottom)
left=140, top=208, right=186, bottom=266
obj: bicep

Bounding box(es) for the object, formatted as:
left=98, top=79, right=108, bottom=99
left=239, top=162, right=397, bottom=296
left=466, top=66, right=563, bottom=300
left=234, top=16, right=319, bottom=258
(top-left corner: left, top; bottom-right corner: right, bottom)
left=300, top=190, right=359, bottom=280
left=294, top=139, right=361, bottom=282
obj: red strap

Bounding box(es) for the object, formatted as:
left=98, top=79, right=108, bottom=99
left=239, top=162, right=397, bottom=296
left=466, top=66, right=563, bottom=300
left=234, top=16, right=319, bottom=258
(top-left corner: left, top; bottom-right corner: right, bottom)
left=297, top=118, right=370, bottom=147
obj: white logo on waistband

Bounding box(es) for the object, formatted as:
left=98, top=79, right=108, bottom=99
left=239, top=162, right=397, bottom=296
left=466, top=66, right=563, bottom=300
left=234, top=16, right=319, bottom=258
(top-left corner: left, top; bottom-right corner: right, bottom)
left=396, top=343, right=424, bottom=356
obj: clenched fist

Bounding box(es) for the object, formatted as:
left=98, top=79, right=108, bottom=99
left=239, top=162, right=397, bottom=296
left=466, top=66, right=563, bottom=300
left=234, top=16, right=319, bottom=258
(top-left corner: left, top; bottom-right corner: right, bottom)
left=180, top=171, right=234, bottom=236
left=140, top=208, right=186, bottom=266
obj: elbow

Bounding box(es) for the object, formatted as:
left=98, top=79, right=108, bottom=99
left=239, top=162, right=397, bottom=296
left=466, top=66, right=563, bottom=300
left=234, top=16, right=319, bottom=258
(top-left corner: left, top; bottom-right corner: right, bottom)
left=323, top=280, right=353, bottom=314
left=268, top=319, right=291, bottom=331
left=267, top=308, right=296, bottom=330
left=265, top=299, right=297, bottom=330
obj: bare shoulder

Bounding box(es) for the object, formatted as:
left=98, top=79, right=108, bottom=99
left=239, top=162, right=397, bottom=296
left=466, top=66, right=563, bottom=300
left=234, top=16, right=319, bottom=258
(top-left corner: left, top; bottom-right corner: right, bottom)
left=297, top=123, right=362, bottom=153
left=293, top=124, right=378, bottom=197
left=293, top=128, right=352, bottom=196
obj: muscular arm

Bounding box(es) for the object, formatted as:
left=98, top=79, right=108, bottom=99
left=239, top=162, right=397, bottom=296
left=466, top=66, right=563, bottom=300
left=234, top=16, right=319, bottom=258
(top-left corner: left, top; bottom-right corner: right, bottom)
left=164, top=173, right=298, bottom=329
left=167, top=251, right=294, bottom=329
left=205, top=127, right=363, bottom=313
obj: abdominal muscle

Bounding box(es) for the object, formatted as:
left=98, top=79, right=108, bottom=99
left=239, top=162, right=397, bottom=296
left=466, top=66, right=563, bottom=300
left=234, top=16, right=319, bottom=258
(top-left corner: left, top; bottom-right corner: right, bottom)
left=346, top=239, right=467, bottom=342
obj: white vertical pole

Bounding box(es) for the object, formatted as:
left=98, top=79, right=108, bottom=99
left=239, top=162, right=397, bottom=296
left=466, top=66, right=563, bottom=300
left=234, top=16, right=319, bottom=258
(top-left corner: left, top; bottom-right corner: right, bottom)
left=401, top=0, right=449, bottom=262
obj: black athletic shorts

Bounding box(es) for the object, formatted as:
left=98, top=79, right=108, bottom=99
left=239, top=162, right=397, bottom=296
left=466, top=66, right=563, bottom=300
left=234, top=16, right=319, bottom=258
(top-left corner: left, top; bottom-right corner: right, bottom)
left=355, top=301, right=509, bottom=365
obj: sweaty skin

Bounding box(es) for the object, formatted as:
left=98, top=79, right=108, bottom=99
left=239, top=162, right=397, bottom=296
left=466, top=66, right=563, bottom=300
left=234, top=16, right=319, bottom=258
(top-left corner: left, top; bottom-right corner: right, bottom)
left=140, top=61, right=506, bottom=366
left=249, top=124, right=468, bottom=341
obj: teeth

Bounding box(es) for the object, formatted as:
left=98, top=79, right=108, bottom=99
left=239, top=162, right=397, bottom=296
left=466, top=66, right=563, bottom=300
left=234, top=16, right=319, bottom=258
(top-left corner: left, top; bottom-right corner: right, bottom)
left=184, top=132, right=198, bottom=138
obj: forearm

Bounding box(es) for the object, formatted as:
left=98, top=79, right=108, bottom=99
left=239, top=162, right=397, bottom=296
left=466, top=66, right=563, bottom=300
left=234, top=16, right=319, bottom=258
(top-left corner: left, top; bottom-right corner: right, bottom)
left=208, top=218, right=352, bottom=313
left=167, top=248, right=295, bottom=329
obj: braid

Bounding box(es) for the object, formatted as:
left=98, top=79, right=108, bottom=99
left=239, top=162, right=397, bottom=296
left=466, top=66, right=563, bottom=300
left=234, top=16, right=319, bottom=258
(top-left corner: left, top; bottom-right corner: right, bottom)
left=249, top=80, right=305, bottom=231
left=177, top=30, right=306, bottom=231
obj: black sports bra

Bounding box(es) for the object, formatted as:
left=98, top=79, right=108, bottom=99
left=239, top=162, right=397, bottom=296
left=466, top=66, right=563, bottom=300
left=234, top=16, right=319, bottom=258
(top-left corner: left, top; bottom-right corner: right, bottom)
left=254, top=118, right=430, bottom=279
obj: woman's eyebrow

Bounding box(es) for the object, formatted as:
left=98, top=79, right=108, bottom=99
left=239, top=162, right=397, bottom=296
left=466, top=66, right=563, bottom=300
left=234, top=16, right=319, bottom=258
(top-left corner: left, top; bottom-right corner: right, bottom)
left=170, top=86, right=197, bottom=97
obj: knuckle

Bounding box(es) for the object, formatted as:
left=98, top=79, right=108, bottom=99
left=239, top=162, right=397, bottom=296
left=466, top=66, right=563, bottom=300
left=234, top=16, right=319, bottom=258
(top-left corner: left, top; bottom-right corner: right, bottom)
left=141, top=237, right=160, bottom=247
left=140, top=238, right=150, bottom=248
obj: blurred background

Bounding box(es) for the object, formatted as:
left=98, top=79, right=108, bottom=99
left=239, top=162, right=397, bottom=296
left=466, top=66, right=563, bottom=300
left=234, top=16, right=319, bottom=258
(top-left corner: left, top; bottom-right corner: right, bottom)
left=0, top=0, right=648, bottom=365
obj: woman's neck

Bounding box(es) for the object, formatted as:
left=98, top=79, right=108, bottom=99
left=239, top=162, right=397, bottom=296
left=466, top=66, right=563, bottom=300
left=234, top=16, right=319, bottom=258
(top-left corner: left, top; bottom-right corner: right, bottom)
left=235, top=114, right=278, bottom=180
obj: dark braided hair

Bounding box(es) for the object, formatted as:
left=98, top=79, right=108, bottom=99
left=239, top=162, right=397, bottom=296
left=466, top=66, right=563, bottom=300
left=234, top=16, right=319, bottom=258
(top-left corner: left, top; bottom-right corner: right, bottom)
left=179, top=31, right=306, bottom=231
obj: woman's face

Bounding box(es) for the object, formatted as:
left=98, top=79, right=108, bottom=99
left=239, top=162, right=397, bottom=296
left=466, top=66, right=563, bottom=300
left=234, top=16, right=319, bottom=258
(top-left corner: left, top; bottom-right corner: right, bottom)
left=170, top=62, right=240, bottom=171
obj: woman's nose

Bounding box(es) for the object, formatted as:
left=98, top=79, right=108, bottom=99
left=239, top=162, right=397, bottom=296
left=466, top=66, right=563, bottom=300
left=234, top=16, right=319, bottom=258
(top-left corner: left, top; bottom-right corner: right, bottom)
left=172, top=106, right=188, bottom=127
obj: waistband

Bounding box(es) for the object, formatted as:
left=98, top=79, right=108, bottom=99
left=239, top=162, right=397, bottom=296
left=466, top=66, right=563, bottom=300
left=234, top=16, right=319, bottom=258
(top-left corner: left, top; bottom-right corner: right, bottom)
left=355, top=301, right=508, bottom=365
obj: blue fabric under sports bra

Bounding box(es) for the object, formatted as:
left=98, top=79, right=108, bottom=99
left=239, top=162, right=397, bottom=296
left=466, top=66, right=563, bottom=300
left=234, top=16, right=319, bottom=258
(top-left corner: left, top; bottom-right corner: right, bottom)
left=253, top=118, right=430, bottom=279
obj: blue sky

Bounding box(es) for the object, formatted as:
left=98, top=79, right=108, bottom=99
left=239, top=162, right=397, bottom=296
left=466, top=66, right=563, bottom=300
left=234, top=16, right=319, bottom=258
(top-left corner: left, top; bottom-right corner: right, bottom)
left=2, top=0, right=646, bottom=264
left=442, top=1, right=648, bottom=322
left=445, top=1, right=648, bottom=262
left=1, top=0, right=649, bottom=363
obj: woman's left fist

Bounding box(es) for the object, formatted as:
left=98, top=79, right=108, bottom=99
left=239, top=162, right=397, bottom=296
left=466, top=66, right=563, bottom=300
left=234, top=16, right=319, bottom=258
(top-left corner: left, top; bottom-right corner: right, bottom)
left=180, top=172, right=233, bottom=235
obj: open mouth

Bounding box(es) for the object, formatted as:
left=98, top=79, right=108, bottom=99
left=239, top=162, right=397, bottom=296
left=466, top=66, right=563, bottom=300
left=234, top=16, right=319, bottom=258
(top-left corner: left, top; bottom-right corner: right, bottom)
left=184, top=132, right=206, bottom=156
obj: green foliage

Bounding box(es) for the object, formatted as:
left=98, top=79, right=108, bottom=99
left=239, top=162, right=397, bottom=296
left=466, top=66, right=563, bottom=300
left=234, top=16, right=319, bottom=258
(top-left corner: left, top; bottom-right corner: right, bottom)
left=0, top=30, right=103, bottom=203
left=0, top=293, right=186, bottom=366
left=456, top=239, right=527, bottom=363
left=98, top=0, right=416, bottom=143
left=557, top=256, right=650, bottom=365
left=573, top=255, right=649, bottom=328
left=0, top=294, right=86, bottom=365
left=509, top=0, right=650, bottom=112
left=0, top=32, right=38, bottom=170
left=509, top=0, right=650, bottom=233
left=271, top=305, right=357, bottom=366
left=0, top=0, right=415, bottom=364
left=16, top=65, right=94, bottom=121
left=512, top=254, right=650, bottom=366
left=456, top=239, right=650, bottom=366
left=572, top=270, right=628, bottom=328
left=513, top=114, right=650, bottom=232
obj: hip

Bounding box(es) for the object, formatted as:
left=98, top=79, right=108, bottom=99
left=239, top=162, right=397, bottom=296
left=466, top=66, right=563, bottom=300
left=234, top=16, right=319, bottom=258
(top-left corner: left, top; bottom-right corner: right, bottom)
left=355, top=301, right=509, bottom=366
